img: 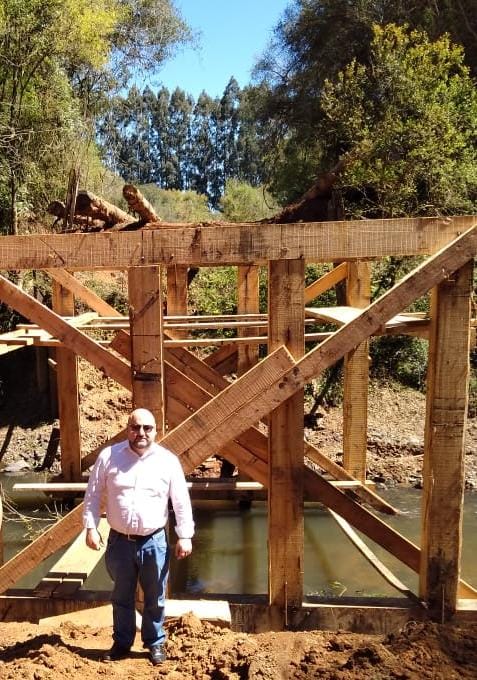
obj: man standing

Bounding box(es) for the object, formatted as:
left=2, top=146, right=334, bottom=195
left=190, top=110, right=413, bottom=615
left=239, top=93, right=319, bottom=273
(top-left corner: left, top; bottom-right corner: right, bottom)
left=83, top=408, right=194, bottom=666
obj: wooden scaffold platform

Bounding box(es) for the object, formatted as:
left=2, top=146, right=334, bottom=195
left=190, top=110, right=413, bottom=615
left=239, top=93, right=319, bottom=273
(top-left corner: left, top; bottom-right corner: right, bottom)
left=0, top=213, right=476, bottom=632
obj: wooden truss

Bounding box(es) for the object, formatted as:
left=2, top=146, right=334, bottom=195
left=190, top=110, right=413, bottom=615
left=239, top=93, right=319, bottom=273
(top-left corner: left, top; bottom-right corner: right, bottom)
left=0, top=214, right=476, bottom=631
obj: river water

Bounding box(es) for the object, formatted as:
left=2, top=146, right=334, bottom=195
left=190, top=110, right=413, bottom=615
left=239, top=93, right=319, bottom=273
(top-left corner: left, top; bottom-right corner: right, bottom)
left=1, top=473, right=477, bottom=598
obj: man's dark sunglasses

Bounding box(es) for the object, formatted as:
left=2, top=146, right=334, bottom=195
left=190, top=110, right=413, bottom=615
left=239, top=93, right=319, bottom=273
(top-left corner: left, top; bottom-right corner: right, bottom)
left=129, top=424, right=154, bottom=433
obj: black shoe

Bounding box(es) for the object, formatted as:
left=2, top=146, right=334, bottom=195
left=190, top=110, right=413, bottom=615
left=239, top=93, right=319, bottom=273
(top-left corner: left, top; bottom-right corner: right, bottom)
left=149, top=644, right=166, bottom=665
left=102, top=643, right=130, bottom=662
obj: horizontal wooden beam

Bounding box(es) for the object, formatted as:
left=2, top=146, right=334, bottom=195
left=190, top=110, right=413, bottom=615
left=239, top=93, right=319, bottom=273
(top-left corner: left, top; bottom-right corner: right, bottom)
left=0, top=216, right=475, bottom=268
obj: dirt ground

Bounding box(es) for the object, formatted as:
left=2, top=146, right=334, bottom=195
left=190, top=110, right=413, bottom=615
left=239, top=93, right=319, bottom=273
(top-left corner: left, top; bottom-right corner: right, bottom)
left=0, top=613, right=476, bottom=679
left=0, top=354, right=477, bottom=678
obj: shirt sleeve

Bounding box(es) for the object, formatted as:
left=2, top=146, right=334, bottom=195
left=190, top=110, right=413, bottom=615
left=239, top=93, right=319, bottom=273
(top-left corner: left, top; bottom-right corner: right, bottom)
left=83, top=448, right=108, bottom=529
left=168, top=454, right=195, bottom=539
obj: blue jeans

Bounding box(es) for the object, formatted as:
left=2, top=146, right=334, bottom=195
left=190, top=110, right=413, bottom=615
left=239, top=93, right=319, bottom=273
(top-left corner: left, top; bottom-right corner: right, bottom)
left=105, top=529, right=170, bottom=649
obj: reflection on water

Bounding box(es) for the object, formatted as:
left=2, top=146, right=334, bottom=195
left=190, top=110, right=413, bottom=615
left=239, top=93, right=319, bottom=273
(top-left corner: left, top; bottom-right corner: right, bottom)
left=1, top=473, right=477, bottom=597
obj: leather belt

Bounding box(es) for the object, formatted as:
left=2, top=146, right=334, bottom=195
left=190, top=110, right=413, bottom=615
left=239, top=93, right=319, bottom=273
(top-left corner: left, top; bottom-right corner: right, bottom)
left=111, top=527, right=164, bottom=541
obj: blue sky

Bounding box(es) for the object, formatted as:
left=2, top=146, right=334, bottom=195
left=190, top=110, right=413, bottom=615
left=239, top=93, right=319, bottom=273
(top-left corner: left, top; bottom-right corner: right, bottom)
left=155, top=0, right=290, bottom=101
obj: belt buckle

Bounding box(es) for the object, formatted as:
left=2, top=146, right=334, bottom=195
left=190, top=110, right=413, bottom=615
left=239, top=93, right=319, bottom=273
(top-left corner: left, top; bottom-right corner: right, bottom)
left=126, top=533, right=136, bottom=541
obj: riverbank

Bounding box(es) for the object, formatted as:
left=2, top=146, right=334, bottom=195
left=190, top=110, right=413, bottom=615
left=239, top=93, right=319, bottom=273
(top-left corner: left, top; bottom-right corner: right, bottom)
left=1, top=358, right=475, bottom=488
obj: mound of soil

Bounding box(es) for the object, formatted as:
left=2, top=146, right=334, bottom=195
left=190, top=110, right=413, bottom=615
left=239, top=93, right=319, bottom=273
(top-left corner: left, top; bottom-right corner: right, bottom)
left=1, top=613, right=477, bottom=679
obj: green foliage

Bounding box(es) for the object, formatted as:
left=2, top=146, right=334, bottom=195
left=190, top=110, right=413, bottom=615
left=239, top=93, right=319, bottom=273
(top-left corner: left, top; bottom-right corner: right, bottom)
left=219, top=180, right=279, bottom=222
left=370, top=336, right=428, bottom=390
left=253, top=2, right=477, bottom=206
left=80, top=274, right=128, bottom=315
left=319, top=24, right=477, bottom=218
left=0, top=0, right=192, bottom=233
left=188, top=268, right=238, bottom=317
left=188, top=266, right=269, bottom=333
left=138, top=185, right=214, bottom=222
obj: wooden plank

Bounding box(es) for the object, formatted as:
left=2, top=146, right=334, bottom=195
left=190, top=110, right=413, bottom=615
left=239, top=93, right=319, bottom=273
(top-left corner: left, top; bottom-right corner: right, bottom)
left=45, top=269, right=122, bottom=317
left=0, top=273, right=131, bottom=388
left=52, top=281, right=81, bottom=481
left=165, top=363, right=269, bottom=484
left=118, top=325, right=394, bottom=513
left=0, top=216, right=475, bottom=269
left=33, top=518, right=108, bottom=597
left=44, top=518, right=108, bottom=580
left=0, top=504, right=84, bottom=595
left=268, top=258, right=305, bottom=612
left=128, top=266, right=164, bottom=431
left=237, top=265, right=260, bottom=374
left=17, top=312, right=99, bottom=328
left=153, top=227, right=477, bottom=579
left=306, top=306, right=363, bottom=324
left=420, top=261, right=474, bottom=617
left=306, top=306, right=427, bottom=331
left=203, top=343, right=238, bottom=374
left=304, top=262, right=348, bottom=304
left=343, top=262, right=371, bottom=481
left=160, top=345, right=297, bottom=473
left=329, top=510, right=421, bottom=603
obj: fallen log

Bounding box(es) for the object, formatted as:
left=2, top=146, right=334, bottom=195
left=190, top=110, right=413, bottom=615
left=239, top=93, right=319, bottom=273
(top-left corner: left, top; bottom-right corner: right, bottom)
left=268, top=156, right=348, bottom=223
left=123, top=184, right=161, bottom=223
left=74, top=190, right=133, bottom=228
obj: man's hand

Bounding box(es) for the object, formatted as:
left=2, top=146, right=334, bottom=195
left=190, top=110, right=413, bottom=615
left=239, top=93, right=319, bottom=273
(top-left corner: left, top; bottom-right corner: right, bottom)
left=175, top=537, right=192, bottom=560
left=86, top=527, right=102, bottom=551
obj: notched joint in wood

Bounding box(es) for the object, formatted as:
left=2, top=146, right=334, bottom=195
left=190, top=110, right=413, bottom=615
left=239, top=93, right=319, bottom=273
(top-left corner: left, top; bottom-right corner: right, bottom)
left=133, top=371, right=161, bottom=382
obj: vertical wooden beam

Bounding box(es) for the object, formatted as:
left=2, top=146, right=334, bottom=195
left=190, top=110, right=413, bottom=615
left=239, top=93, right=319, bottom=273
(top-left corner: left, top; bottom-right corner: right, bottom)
left=128, top=266, right=165, bottom=435
left=268, top=258, right=305, bottom=622
left=166, top=265, right=188, bottom=339
left=420, top=261, right=473, bottom=619
left=237, top=265, right=260, bottom=375
left=342, top=262, right=371, bottom=481
left=0, top=490, right=3, bottom=565
left=52, top=281, right=81, bottom=481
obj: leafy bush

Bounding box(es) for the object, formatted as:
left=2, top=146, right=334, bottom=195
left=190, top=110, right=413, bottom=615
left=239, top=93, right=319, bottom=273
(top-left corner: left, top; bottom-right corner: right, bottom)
left=370, top=335, right=428, bottom=390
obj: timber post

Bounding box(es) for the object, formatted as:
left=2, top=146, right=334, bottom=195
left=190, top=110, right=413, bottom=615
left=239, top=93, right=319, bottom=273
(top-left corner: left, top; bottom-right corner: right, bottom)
left=52, top=280, right=81, bottom=481
left=268, top=258, right=305, bottom=627
left=420, top=260, right=473, bottom=620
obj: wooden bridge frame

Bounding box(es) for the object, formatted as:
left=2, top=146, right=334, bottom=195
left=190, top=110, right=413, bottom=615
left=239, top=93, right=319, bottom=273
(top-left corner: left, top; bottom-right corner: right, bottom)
left=0, top=215, right=476, bottom=632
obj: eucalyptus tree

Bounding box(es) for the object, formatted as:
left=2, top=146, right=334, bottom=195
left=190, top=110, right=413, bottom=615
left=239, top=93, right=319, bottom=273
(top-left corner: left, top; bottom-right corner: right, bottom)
left=167, top=87, right=194, bottom=190
left=189, top=91, right=219, bottom=198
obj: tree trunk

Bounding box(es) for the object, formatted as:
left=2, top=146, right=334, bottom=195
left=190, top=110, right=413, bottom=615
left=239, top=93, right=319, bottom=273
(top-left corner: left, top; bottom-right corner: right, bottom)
left=123, top=184, right=161, bottom=223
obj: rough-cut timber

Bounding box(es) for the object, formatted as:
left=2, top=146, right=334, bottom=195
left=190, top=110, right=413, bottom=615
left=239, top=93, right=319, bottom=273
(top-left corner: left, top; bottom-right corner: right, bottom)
left=0, top=216, right=475, bottom=269
left=52, top=281, right=81, bottom=481
left=268, top=258, right=305, bottom=612
left=128, top=266, right=164, bottom=433
left=342, top=261, right=371, bottom=481
left=420, top=261, right=473, bottom=619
